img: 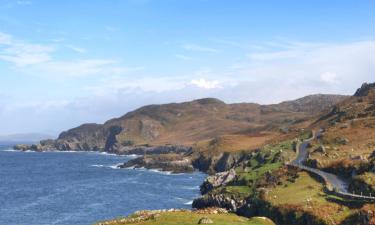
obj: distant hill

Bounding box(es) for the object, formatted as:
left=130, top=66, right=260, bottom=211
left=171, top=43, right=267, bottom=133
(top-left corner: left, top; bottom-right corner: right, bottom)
left=0, top=133, right=55, bottom=143
left=36, top=94, right=347, bottom=153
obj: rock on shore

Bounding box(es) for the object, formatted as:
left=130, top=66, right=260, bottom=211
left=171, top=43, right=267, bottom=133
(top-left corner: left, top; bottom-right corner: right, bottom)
left=119, top=154, right=194, bottom=173
left=200, top=169, right=236, bottom=194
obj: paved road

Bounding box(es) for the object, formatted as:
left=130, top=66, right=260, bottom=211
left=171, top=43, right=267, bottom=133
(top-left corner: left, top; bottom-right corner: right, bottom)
left=291, top=132, right=349, bottom=192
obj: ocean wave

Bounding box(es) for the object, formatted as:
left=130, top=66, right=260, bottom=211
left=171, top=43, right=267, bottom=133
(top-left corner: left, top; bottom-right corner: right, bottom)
left=175, top=197, right=193, bottom=205
left=90, top=163, right=122, bottom=169
left=24, top=150, right=35, bottom=153
left=99, top=152, right=117, bottom=156
left=109, top=164, right=121, bottom=169
left=148, top=169, right=173, bottom=175
left=57, top=150, right=82, bottom=153
left=1, top=149, right=19, bottom=152
left=119, top=166, right=188, bottom=176
left=184, top=200, right=193, bottom=205
left=182, top=186, right=199, bottom=190
left=125, top=154, right=141, bottom=158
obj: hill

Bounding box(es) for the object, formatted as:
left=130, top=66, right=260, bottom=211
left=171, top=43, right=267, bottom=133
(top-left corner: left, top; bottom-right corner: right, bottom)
left=189, top=82, right=375, bottom=225
left=0, top=133, right=54, bottom=142
left=33, top=95, right=347, bottom=153
left=310, top=82, right=375, bottom=167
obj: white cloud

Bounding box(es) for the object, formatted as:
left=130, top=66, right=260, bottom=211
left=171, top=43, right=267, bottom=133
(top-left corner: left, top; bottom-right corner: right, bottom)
left=320, top=72, right=338, bottom=84
left=29, top=59, right=142, bottom=77
left=16, top=0, right=32, bottom=5
left=247, top=50, right=299, bottom=61
left=175, top=54, right=193, bottom=61
left=0, top=32, right=12, bottom=44
left=0, top=32, right=54, bottom=66
left=190, top=78, right=220, bottom=89
left=182, top=43, right=219, bottom=53
left=66, top=45, right=87, bottom=53
left=0, top=32, right=141, bottom=77
left=2, top=38, right=375, bottom=134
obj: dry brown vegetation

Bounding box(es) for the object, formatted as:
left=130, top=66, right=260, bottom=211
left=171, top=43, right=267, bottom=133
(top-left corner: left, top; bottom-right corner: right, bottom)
left=310, top=85, right=375, bottom=169
left=193, top=133, right=278, bottom=154
left=48, top=95, right=346, bottom=152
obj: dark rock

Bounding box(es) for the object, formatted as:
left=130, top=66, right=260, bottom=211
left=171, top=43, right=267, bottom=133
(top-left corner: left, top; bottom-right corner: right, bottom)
left=370, top=151, right=375, bottom=160
left=334, top=137, right=349, bottom=145
left=312, top=146, right=326, bottom=154
left=357, top=205, right=375, bottom=225
left=354, top=82, right=375, bottom=97
left=104, top=126, right=123, bottom=152
left=120, top=154, right=194, bottom=173
left=200, top=169, right=236, bottom=194
left=192, top=193, right=246, bottom=212
left=117, top=145, right=191, bottom=155
left=13, top=144, right=30, bottom=151
left=192, top=152, right=250, bottom=174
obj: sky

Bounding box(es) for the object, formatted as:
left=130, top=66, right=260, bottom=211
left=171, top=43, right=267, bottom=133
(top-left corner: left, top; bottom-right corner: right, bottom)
left=1, top=0, right=375, bottom=135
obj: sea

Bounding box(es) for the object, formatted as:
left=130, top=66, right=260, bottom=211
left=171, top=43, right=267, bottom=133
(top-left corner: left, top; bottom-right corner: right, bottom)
left=0, top=142, right=206, bottom=225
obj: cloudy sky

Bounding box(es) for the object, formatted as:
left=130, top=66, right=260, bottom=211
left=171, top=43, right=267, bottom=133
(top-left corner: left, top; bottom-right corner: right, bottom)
left=1, top=0, right=375, bottom=135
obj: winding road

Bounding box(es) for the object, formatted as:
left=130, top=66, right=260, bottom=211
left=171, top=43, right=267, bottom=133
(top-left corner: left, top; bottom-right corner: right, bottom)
left=289, top=130, right=375, bottom=202
left=290, top=131, right=349, bottom=192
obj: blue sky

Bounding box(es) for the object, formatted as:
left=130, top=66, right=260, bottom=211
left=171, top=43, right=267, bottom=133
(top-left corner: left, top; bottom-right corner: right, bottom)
left=1, top=0, right=375, bottom=135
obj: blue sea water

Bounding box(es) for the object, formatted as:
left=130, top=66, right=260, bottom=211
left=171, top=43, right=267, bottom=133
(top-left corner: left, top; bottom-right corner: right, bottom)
left=0, top=144, right=206, bottom=225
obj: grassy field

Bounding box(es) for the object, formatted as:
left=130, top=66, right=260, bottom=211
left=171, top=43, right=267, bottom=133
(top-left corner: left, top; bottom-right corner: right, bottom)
left=96, top=212, right=276, bottom=225
left=266, top=172, right=354, bottom=224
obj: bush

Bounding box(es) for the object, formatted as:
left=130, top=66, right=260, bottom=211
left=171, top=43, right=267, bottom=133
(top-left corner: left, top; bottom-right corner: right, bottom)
left=122, top=140, right=135, bottom=146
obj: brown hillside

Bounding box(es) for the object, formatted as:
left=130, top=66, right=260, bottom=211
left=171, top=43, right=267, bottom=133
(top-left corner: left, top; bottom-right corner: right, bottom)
left=311, top=82, right=375, bottom=169
left=43, top=95, right=347, bottom=152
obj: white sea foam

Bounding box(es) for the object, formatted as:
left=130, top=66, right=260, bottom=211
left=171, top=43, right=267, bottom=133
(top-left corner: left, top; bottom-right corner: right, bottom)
left=1, top=149, right=19, bottom=152
left=125, top=154, right=141, bottom=158
left=148, top=169, right=179, bottom=175
left=182, top=186, right=199, bottom=190
left=184, top=200, right=193, bottom=205
left=91, top=164, right=105, bottom=168
left=90, top=163, right=122, bottom=169
left=58, top=150, right=81, bottom=153
left=99, top=152, right=117, bottom=156
left=109, top=164, right=122, bottom=169
left=52, top=150, right=96, bottom=153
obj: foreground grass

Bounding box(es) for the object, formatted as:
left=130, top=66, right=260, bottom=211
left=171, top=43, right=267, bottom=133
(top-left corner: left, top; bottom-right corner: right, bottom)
left=96, top=211, right=276, bottom=225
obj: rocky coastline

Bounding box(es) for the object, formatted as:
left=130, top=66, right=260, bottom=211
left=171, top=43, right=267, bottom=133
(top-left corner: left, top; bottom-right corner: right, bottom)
left=119, top=153, right=195, bottom=173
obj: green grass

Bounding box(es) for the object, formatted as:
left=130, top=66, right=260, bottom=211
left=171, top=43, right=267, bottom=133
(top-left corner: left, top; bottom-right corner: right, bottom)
left=267, top=172, right=354, bottom=224
left=298, top=130, right=313, bottom=141
left=95, top=212, right=276, bottom=225
left=214, top=140, right=293, bottom=198
left=236, top=162, right=282, bottom=185
left=221, top=185, right=253, bottom=197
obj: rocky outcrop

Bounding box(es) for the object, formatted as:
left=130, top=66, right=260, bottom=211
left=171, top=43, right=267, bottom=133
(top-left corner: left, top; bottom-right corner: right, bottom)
left=13, top=144, right=30, bottom=151
left=192, top=193, right=247, bottom=212
left=197, top=217, right=213, bottom=224
left=192, top=152, right=250, bottom=174
left=354, top=82, right=375, bottom=97
left=370, top=151, right=375, bottom=160
left=114, top=145, right=191, bottom=155
left=349, top=172, right=375, bottom=196
left=357, top=204, right=375, bottom=225
left=200, top=169, right=236, bottom=195
left=14, top=143, right=50, bottom=151
left=119, top=154, right=194, bottom=173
